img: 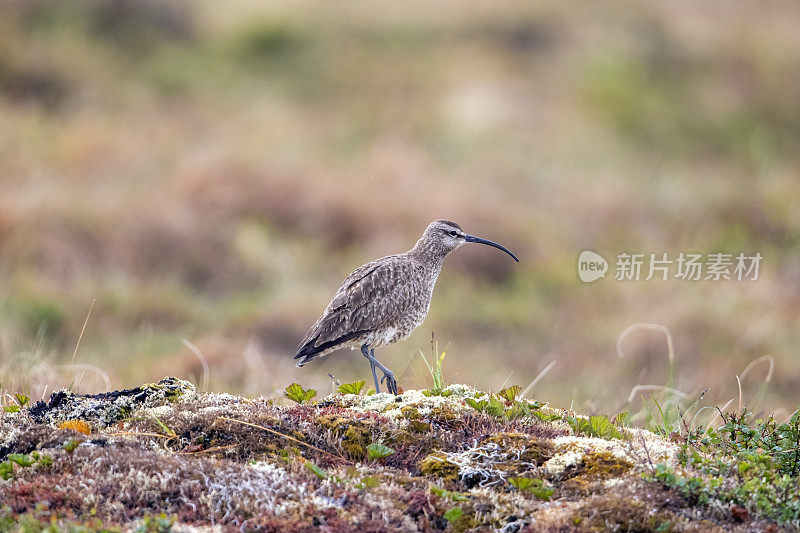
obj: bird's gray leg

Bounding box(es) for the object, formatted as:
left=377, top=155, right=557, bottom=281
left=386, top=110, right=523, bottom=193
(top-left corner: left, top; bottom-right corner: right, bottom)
left=365, top=348, right=397, bottom=395
left=371, top=349, right=397, bottom=394
left=361, top=344, right=382, bottom=393
left=369, top=360, right=380, bottom=393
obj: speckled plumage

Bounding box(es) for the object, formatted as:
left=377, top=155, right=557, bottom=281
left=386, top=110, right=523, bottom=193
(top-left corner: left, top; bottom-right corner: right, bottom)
left=294, top=219, right=518, bottom=394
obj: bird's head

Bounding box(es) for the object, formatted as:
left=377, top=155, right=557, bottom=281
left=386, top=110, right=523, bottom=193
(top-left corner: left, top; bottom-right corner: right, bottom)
left=415, top=219, right=519, bottom=262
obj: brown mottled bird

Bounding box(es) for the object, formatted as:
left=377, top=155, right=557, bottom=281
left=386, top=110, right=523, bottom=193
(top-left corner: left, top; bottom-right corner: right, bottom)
left=294, top=220, right=519, bottom=395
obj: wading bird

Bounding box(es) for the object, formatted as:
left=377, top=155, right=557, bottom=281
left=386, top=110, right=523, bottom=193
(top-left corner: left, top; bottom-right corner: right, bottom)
left=293, top=220, right=519, bottom=395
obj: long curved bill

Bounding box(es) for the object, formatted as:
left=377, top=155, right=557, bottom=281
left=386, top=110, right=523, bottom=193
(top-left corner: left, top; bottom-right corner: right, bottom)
left=464, top=234, right=519, bottom=262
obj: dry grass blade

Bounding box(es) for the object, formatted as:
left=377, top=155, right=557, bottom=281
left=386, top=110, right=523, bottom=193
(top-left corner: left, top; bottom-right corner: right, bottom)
left=741, top=355, right=774, bottom=382
left=178, top=444, right=240, bottom=455
left=182, top=338, right=210, bottom=392
left=736, top=375, right=743, bottom=417
left=627, top=385, right=688, bottom=405
left=617, top=322, right=675, bottom=367
left=216, top=416, right=352, bottom=464
left=108, top=431, right=173, bottom=439
left=520, top=360, right=557, bottom=399
left=70, top=299, right=95, bottom=367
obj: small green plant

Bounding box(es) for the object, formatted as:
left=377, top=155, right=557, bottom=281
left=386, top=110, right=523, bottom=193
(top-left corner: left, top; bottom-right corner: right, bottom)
left=565, top=414, right=624, bottom=440
left=8, top=454, right=35, bottom=467
left=498, top=385, right=521, bottom=403
left=0, top=452, right=54, bottom=480
left=63, top=438, right=82, bottom=454
left=443, top=506, right=463, bottom=522
left=2, top=391, right=30, bottom=414
left=135, top=513, right=175, bottom=533
left=430, top=485, right=470, bottom=501
left=153, top=417, right=177, bottom=439
left=356, top=476, right=379, bottom=489
left=303, top=460, right=328, bottom=479
left=487, top=396, right=507, bottom=417
left=508, top=476, right=555, bottom=500
left=466, top=393, right=531, bottom=421
left=338, top=380, right=366, bottom=395
left=366, top=442, right=395, bottom=460
left=508, top=476, right=534, bottom=492
left=531, top=409, right=562, bottom=423
left=465, top=397, right=487, bottom=412
left=284, top=383, right=318, bottom=404
left=505, top=401, right=530, bottom=420
left=0, top=462, right=11, bottom=480
left=644, top=394, right=681, bottom=437
left=612, top=410, right=630, bottom=426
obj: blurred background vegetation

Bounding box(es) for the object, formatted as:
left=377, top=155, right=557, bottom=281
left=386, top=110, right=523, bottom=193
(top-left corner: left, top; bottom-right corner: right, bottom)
left=1, top=0, right=799, bottom=418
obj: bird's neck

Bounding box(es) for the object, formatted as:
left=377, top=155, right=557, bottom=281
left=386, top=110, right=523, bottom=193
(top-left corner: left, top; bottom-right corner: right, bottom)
left=408, top=238, right=450, bottom=266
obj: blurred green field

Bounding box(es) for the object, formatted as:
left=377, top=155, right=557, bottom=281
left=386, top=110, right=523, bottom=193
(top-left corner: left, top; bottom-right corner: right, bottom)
left=1, top=0, right=799, bottom=419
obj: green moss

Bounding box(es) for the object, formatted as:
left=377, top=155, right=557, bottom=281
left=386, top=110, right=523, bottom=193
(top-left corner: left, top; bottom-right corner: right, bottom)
left=484, top=433, right=554, bottom=464
left=564, top=451, right=633, bottom=494
left=427, top=405, right=458, bottom=425
left=316, top=414, right=372, bottom=460
left=419, top=453, right=460, bottom=484
left=582, top=452, right=632, bottom=478
left=408, top=420, right=431, bottom=432
left=400, top=405, right=432, bottom=432
left=447, top=509, right=478, bottom=533
left=401, top=405, right=422, bottom=419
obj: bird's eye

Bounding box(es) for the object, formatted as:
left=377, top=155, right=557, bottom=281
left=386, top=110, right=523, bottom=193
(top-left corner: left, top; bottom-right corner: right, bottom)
left=448, top=230, right=458, bottom=237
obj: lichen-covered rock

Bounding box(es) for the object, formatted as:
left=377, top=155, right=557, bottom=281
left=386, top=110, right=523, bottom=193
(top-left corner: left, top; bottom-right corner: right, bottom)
left=27, top=377, right=195, bottom=426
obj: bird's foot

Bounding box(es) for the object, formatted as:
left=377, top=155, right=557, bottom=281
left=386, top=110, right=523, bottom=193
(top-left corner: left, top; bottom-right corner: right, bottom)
left=381, top=372, right=398, bottom=395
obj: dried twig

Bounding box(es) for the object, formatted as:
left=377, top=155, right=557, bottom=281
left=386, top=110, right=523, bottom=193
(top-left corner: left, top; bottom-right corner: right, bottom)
left=216, top=416, right=352, bottom=464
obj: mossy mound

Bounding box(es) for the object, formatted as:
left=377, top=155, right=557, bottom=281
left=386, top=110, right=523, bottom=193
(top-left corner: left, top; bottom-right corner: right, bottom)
left=0, top=380, right=792, bottom=531
left=562, top=451, right=634, bottom=494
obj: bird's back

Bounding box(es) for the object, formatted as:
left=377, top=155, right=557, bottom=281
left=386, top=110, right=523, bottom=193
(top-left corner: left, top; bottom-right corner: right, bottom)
left=294, top=252, right=438, bottom=366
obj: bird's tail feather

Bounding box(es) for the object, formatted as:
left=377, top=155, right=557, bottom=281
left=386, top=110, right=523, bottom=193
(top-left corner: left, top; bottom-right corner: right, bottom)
left=293, top=329, right=369, bottom=367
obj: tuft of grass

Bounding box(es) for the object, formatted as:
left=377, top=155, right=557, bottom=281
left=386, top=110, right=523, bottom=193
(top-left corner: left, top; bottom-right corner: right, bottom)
left=419, top=332, right=449, bottom=396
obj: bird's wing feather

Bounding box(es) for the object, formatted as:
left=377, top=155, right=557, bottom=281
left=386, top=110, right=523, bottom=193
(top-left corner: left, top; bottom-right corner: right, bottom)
left=295, top=255, right=419, bottom=358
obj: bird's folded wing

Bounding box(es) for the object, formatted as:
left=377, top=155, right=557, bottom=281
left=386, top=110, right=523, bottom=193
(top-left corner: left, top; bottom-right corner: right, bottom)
left=295, top=257, right=419, bottom=357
